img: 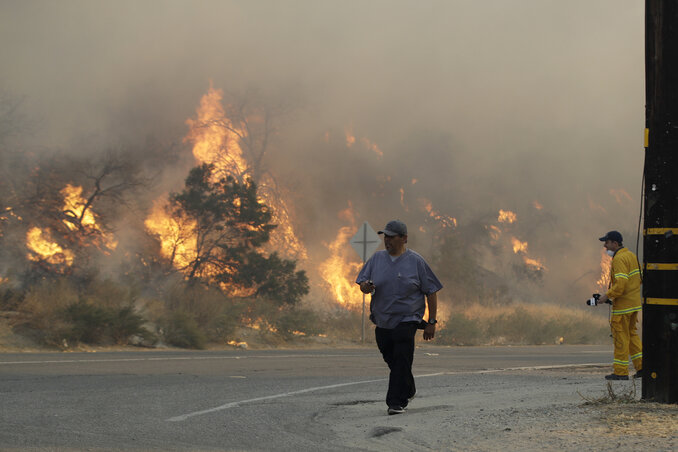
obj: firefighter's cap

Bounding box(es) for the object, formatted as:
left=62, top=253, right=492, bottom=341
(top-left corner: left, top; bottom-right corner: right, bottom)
left=599, top=230, right=623, bottom=244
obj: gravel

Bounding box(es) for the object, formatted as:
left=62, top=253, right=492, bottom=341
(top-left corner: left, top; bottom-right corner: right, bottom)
left=314, top=367, right=678, bottom=451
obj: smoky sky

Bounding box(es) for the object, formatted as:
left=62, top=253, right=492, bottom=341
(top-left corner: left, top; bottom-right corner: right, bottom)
left=0, top=1, right=645, bottom=306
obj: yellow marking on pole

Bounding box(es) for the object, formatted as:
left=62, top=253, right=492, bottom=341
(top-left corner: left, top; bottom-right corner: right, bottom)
left=644, top=228, right=678, bottom=235
left=645, top=263, right=678, bottom=270
left=645, top=128, right=649, bottom=148
left=645, top=298, right=678, bottom=306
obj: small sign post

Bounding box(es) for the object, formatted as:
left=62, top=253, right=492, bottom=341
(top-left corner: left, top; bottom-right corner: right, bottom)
left=350, top=221, right=380, bottom=342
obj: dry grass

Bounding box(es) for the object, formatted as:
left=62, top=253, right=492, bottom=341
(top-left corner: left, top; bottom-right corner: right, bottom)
left=576, top=381, right=677, bottom=445
left=579, top=380, right=638, bottom=405
left=436, top=302, right=610, bottom=345
left=599, top=401, right=678, bottom=439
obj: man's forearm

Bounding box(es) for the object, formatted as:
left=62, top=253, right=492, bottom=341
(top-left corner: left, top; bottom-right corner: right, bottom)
left=427, top=292, right=438, bottom=320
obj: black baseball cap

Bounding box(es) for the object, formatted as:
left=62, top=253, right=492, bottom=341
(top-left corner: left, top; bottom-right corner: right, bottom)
left=378, top=220, right=408, bottom=236
left=599, top=230, right=623, bottom=244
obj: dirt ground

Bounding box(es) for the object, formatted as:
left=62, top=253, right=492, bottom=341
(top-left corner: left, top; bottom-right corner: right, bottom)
left=322, top=367, right=677, bottom=452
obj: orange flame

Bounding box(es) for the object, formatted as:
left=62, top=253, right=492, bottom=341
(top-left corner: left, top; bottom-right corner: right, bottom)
left=596, top=249, right=612, bottom=290
left=186, top=85, right=306, bottom=260
left=423, top=200, right=457, bottom=229
left=344, top=126, right=383, bottom=157
left=146, top=84, right=307, bottom=280
left=145, top=201, right=257, bottom=297
left=523, top=256, right=546, bottom=271
left=533, top=201, right=543, bottom=210
left=26, top=227, right=74, bottom=266
left=1, top=207, right=22, bottom=222
left=487, top=225, right=501, bottom=242
left=144, top=200, right=196, bottom=270
left=498, top=209, right=517, bottom=224
left=318, top=205, right=363, bottom=308
left=61, top=184, right=117, bottom=250
left=184, top=85, right=249, bottom=180
left=258, top=181, right=308, bottom=260
left=345, top=127, right=356, bottom=147
left=360, top=137, right=384, bottom=157
left=511, top=237, right=528, bottom=254
left=510, top=235, right=546, bottom=271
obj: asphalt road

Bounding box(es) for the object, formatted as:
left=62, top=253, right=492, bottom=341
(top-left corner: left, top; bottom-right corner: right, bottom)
left=0, top=345, right=611, bottom=451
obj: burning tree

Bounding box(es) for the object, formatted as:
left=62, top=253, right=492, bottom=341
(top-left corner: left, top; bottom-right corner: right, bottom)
left=182, top=85, right=307, bottom=261
left=22, top=152, right=147, bottom=270
left=148, top=163, right=308, bottom=306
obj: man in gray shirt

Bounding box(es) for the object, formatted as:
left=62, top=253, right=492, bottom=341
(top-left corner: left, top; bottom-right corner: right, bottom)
left=356, top=219, right=443, bottom=415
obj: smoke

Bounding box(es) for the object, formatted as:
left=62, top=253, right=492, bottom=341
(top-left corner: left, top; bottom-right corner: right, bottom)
left=0, top=1, right=645, bottom=310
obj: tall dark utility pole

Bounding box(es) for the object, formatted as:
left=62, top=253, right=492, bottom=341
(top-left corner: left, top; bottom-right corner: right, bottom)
left=643, top=0, right=678, bottom=403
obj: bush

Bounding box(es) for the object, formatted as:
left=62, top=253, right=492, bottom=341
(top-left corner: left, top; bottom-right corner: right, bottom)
left=436, top=313, right=484, bottom=345
left=63, top=300, right=111, bottom=344
left=59, top=301, right=154, bottom=346
left=14, top=278, right=79, bottom=345
left=275, top=308, right=324, bottom=339
left=11, top=277, right=155, bottom=347
left=163, top=282, right=245, bottom=343
left=0, top=285, right=22, bottom=311
left=83, top=278, right=138, bottom=310
left=109, top=305, right=150, bottom=345
left=162, top=311, right=206, bottom=349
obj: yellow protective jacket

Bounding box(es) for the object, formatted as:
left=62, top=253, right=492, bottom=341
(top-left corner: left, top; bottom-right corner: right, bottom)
left=606, top=247, right=642, bottom=315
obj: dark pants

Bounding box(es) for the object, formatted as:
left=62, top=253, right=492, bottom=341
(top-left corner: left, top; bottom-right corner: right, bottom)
left=375, top=322, right=418, bottom=408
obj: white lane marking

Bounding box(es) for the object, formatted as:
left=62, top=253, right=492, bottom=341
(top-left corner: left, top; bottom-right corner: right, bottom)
left=0, top=354, right=367, bottom=366
left=475, top=362, right=609, bottom=372
left=166, top=378, right=386, bottom=422
left=166, top=363, right=609, bottom=422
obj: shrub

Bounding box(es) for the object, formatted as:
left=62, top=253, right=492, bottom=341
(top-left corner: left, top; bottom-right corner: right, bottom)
left=162, top=311, right=206, bottom=349
left=163, top=282, right=245, bottom=343
left=82, top=278, right=137, bottom=310
left=11, top=277, right=155, bottom=347
left=15, top=278, right=79, bottom=344
left=207, top=313, right=242, bottom=343
left=275, top=307, right=324, bottom=339
left=109, top=305, right=150, bottom=345
left=63, top=300, right=111, bottom=344
left=0, top=285, right=22, bottom=311
left=436, top=313, right=484, bottom=345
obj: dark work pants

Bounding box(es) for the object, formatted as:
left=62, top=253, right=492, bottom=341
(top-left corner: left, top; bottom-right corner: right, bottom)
left=375, top=322, right=418, bottom=408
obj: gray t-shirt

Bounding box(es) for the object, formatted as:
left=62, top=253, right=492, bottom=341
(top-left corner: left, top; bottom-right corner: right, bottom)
left=356, top=249, right=443, bottom=329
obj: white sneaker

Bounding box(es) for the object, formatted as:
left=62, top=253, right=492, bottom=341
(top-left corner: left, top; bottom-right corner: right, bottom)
left=387, top=406, right=406, bottom=415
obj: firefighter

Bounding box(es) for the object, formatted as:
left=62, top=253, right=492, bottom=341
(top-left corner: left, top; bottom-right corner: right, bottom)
left=597, top=230, right=642, bottom=380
